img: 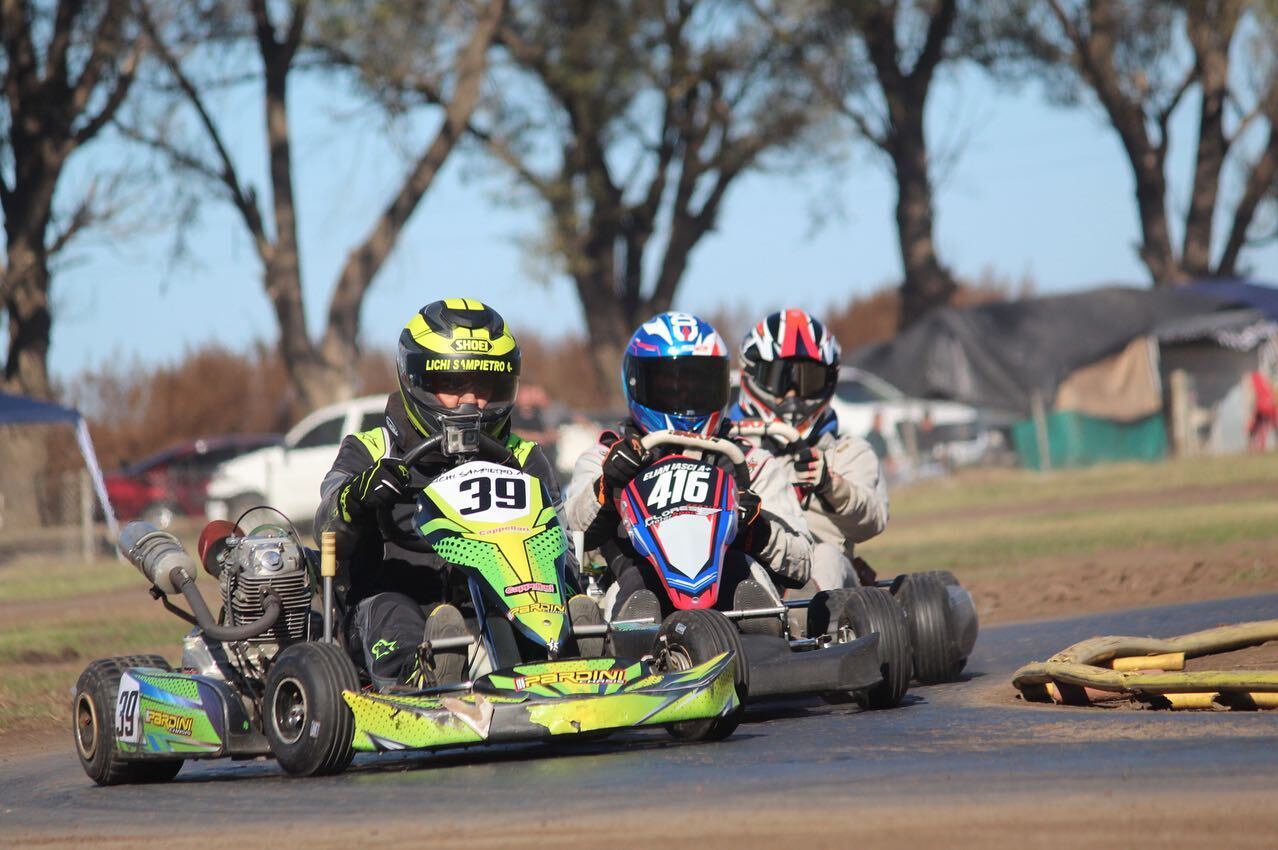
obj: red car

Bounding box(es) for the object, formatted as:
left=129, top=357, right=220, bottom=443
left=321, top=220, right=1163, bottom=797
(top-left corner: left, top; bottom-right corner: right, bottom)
left=105, top=434, right=282, bottom=527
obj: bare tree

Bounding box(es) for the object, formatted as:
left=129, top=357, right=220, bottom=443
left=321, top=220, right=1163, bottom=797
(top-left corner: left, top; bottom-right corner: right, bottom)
left=981, top=0, right=1278, bottom=285
left=470, top=0, right=830, bottom=401
left=125, top=0, right=505, bottom=409
left=1, top=0, right=144, bottom=398
left=797, top=0, right=963, bottom=329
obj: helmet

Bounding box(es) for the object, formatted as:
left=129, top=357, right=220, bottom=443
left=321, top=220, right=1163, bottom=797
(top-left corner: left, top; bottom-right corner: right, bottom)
left=739, top=309, right=841, bottom=438
left=396, top=298, right=521, bottom=439
left=622, top=311, right=729, bottom=437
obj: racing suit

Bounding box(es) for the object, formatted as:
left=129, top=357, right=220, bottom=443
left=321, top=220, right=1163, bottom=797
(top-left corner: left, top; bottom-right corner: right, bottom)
left=731, top=408, right=888, bottom=589
left=564, top=423, right=813, bottom=617
left=315, top=393, right=566, bottom=687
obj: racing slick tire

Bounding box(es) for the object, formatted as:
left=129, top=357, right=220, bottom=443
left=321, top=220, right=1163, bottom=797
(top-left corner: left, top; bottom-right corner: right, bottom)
left=827, top=588, right=912, bottom=709
left=893, top=571, right=976, bottom=684
left=73, top=655, right=184, bottom=786
left=654, top=609, right=747, bottom=741
left=265, top=642, right=359, bottom=777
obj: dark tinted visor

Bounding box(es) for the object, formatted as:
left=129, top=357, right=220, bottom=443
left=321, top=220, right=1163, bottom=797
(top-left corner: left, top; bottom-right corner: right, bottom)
left=627, top=356, right=729, bottom=415
left=750, top=358, right=837, bottom=399
left=402, top=354, right=519, bottom=406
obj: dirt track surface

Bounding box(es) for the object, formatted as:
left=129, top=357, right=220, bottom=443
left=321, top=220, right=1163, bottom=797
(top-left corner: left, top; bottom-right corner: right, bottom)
left=3, top=594, right=1277, bottom=849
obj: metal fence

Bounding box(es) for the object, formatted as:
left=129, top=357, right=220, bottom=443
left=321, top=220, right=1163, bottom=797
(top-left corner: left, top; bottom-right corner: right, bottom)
left=0, top=469, right=104, bottom=564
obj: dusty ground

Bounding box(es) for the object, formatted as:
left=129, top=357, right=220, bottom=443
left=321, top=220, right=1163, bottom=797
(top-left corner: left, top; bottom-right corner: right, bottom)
left=7, top=793, right=1278, bottom=849
left=966, top=537, right=1276, bottom=626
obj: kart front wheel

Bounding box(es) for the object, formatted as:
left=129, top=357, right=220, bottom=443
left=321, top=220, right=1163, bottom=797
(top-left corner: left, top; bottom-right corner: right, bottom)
left=893, top=571, right=976, bottom=684
left=73, top=656, right=184, bottom=786
left=824, top=588, right=912, bottom=709
left=264, top=642, right=358, bottom=777
left=653, top=609, right=747, bottom=741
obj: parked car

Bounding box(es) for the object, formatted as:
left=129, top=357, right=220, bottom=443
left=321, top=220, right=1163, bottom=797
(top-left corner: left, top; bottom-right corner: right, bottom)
left=105, top=434, right=283, bottom=528
left=827, top=368, right=1013, bottom=473
left=205, top=395, right=387, bottom=527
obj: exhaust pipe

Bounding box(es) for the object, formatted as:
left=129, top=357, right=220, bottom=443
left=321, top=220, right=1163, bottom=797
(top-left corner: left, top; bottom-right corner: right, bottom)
left=119, top=521, right=281, bottom=642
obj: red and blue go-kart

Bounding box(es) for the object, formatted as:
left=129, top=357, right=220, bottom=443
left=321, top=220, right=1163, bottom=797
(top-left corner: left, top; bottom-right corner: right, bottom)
left=601, top=429, right=909, bottom=709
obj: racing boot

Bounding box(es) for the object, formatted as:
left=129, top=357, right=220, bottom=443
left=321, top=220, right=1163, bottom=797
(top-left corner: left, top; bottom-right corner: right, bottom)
left=734, top=578, right=783, bottom=638
left=418, top=603, right=470, bottom=686
left=568, top=594, right=606, bottom=657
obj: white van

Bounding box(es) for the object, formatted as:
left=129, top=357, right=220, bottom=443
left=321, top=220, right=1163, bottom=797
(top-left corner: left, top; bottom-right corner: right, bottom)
left=205, top=395, right=388, bottom=527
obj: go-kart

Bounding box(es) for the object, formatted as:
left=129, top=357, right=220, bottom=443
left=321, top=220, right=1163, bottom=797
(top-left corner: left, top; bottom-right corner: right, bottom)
left=729, top=419, right=979, bottom=685
left=72, top=432, right=740, bottom=785
left=606, top=429, right=913, bottom=709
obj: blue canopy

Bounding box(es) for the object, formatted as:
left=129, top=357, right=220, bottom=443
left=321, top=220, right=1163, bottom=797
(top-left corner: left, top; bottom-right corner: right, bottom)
left=1187, top=279, right=1278, bottom=321
left=0, top=391, right=82, bottom=425
left=0, top=390, right=118, bottom=539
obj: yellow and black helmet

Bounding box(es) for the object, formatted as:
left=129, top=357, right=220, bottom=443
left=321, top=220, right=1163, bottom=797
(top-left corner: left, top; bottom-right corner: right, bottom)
left=396, top=298, right=521, bottom=438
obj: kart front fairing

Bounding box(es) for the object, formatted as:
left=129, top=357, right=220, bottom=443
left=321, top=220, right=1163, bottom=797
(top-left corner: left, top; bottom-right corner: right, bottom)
left=617, top=454, right=738, bottom=609
left=413, top=460, right=571, bottom=652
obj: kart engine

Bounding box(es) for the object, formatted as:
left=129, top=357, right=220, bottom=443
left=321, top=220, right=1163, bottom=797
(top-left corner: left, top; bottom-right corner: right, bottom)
left=214, top=526, right=313, bottom=647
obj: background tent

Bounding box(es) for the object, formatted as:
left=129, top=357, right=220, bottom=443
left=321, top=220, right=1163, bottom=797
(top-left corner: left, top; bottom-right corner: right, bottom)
left=847, top=286, right=1234, bottom=416
left=0, top=391, right=118, bottom=540
left=1186, top=279, right=1278, bottom=321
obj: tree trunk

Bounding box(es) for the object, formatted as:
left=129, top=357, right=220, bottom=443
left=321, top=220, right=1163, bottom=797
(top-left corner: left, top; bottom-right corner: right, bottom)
left=2, top=231, right=54, bottom=398
left=893, top=111, right=956, bottom=329
left=574, top=274, right=634, bottom=410
left=1181, top=4, right=1239, bottom=279
left=1130, top=154, right=1184, bottom=286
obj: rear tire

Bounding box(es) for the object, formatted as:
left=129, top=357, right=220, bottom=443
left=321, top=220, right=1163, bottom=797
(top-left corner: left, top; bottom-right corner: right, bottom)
left=653, top=609, right=747, bottom=741
left=264, top=642, right=358, bottom=777
left=73, top=656, right=184, bottom=786
left=894, top=571, right=971, bottom=684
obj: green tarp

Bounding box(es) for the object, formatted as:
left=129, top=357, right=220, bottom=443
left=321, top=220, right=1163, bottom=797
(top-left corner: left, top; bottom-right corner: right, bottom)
left=1011, top=411, right=1167, bottom=470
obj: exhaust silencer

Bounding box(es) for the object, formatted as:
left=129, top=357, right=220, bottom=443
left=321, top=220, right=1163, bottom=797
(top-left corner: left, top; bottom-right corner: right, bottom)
left=118, top=521, right=197, bottom=595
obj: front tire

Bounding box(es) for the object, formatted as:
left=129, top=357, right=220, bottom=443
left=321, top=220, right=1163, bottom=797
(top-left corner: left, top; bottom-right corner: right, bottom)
left=811, top=588, right=911, bottom=709
left=73, top=656, right=184, bottom=786
left=653, top=609, right=747, bottom=741
left=264, top=642, right=358, bottom=777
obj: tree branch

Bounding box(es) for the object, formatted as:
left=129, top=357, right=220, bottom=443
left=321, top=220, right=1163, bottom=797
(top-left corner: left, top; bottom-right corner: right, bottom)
left=323, top=0, right=505, bottom=348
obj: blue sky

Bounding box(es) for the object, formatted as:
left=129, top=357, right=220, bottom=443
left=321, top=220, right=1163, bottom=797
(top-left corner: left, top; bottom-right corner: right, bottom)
left=37, top=63, right=1278, bottom=383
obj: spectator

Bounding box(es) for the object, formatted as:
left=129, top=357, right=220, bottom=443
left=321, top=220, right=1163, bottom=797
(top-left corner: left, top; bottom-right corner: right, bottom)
left=1247, top=370, right=1277, bottom=452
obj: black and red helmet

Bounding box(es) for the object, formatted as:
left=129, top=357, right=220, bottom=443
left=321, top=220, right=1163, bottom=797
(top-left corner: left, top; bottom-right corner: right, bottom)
left=738, top=309, right=841, bottom=438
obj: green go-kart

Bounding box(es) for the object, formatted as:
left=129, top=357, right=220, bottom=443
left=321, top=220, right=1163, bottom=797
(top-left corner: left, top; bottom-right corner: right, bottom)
left=73, top=432, right=740, bottom=784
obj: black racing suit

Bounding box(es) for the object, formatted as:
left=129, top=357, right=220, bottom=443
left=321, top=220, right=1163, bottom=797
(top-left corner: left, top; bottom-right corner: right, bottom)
left=315, top=393, right=567, bottom=687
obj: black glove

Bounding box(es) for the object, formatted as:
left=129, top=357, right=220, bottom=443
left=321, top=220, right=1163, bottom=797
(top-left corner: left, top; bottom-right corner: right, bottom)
left=339, top=457, right=410, bottom=522
left=732, top=487, right=771, bottom=554
left=793, top=446, right=831, bottom=493
left=597, top=435, right=653, bottom=498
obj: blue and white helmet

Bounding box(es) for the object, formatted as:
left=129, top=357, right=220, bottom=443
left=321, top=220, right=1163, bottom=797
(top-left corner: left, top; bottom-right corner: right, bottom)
left=622, top=312, right=730, bottom=436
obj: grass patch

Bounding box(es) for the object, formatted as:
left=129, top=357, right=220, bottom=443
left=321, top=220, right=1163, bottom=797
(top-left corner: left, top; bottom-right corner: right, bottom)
left=0, top=616, right=188, bottom=665
left=861, top=456, right=1278, bottom=575
left=888, top=453, right=1278, bottom=520
left=0, top=557, right=142, bottom=602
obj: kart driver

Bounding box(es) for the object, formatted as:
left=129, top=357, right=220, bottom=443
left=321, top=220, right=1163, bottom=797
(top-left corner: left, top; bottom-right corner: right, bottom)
left=564, top=311, right=813, bottom=624
left=316, top=298, right=572, bottom=689
left=730, top=309, right=888, bottom=591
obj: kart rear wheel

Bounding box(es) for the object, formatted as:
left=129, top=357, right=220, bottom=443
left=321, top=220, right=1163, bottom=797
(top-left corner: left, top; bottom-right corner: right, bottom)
left=654, top=609, right=747, bottom=741
left=265, top=642, right=358, bottom=777
left=893, top=571, right=973, bottom=684
left=838, top=588, right=912, bottom=709
left=73, top=656, right=184, bottom=786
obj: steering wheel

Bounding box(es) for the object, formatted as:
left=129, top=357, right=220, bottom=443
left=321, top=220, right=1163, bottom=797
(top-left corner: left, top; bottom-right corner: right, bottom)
left=376, top=431, right=522, bottom=552
left=728, top=419, right=808, bottom=455
left=638, top=429, right=752, bottom=490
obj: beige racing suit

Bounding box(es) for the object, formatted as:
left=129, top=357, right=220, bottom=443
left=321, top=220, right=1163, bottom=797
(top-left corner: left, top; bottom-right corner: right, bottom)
left=736, top=415, right=888, bottom=590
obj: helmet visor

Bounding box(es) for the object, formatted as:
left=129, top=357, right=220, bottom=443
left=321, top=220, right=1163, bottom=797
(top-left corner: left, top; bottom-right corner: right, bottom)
left=627, top=356, right=729, bottom=416
left=401, top=356, right=520, bottom=408
left=749, top=358, right=837, bottom=400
